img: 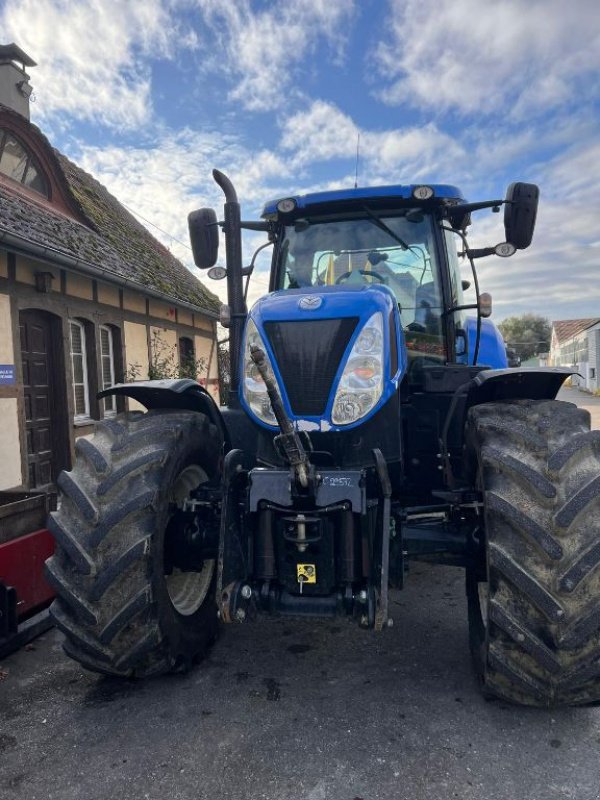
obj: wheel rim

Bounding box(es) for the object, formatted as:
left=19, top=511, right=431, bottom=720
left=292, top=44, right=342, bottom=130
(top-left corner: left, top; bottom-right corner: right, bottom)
left=165, top=465, right=215, bottom=616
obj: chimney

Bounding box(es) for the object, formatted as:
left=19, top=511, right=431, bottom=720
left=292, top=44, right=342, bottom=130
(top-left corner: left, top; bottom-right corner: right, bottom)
left=0, top=43, right=36, bottom=120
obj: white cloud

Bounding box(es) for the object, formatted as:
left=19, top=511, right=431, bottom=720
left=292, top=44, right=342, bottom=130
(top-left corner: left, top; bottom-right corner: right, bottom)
left=189, top=0, right=355, bottom=111
left=463, top=136, right=600, bottom=322
left=69, top=127, right=288, bottom=306
left=280, top=100, right=465, bottom=182
left=0, top=0, right=177, bottom=129
left=376, top=0, right=599, bottom=118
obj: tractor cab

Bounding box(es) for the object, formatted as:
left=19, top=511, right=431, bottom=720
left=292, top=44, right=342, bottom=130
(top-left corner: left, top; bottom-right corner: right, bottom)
left=265, top=188, right=465, bottom=380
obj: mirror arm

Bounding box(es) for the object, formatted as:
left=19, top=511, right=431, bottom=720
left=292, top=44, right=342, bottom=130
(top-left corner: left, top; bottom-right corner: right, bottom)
left=240, top=220, right=270, bottom=231
left=465, top=247, right=496, bottom=259
left=442, top=303, right=478, bottom=315
left=448, top=198, right=504, bottom=218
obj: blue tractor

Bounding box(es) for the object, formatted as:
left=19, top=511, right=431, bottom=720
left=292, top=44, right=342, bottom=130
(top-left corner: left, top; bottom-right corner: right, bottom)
left=47, top=172, right=600, bottom=706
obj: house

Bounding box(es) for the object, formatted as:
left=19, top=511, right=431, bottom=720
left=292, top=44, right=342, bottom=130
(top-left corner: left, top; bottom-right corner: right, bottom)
left=0, top=43, right=220, bottom=493
left=549, top=318, right=600, bottom=391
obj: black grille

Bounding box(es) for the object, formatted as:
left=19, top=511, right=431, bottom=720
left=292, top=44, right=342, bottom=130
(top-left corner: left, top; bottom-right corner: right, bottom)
left=264, top=318, right=359, bottom=416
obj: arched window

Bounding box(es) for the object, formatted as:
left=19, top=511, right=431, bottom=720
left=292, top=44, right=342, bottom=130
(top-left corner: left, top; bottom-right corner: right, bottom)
left=69, top=319, right=90, bottom=419
left=0, top=128, right=49, bottom=197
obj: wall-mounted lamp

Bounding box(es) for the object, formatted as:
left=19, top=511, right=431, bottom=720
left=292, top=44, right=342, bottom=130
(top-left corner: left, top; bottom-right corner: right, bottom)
left=16, top=79, right=33, bottom=99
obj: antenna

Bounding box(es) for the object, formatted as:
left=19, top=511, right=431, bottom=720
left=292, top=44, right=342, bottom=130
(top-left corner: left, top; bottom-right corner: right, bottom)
left=354, top=133, right=360, bottom=189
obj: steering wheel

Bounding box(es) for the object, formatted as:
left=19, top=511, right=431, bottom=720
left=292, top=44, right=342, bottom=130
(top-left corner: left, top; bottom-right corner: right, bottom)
left=335, top=269, right=386, bottom=285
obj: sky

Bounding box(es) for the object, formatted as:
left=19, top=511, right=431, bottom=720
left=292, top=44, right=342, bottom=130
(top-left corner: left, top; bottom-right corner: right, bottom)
left=1, top=0, right=599, bottom=322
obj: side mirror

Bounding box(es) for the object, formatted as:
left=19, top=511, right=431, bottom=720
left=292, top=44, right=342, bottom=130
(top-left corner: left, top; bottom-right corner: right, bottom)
left=188, top=208, right=219, bottom=268
left=504, top=182, right=539, bottom=250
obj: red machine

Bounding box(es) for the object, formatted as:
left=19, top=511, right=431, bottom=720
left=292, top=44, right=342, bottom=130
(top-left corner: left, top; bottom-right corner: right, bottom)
left=0, top=492, right=55, bottom=657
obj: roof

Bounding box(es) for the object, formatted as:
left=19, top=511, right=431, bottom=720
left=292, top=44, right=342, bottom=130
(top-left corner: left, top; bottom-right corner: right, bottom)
left=55, top=154, right=219, bottom=313
left=262, top=183, right=465, bottom=217
left=552, top=319, right=600, bottom=343
left=0, top=105, right=219, bottom=315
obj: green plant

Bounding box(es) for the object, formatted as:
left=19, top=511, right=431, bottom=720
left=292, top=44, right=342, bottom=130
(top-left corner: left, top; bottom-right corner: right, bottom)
left=124, top=361, right=143, bottom=382
left=148, top=329, right=206, bottom=381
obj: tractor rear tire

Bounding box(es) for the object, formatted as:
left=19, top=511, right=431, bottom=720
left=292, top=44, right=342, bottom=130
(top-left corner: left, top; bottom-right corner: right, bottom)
left=466, top=398, right=600, bottom=706
left=45, top=409, right=221, bottom=678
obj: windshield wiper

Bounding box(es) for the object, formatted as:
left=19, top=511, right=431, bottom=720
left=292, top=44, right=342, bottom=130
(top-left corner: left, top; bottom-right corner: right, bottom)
left=361, top=205, right=423, bottom=255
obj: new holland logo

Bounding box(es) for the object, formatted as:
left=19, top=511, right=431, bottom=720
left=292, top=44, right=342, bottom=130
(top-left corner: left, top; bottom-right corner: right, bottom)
left=298, top=296, right=322, bottom=310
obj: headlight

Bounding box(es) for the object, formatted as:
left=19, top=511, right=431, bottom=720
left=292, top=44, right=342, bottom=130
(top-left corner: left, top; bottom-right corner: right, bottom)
left=332, top=313, right=384, bottom=425
left=242, top=318, right=278, bottom=425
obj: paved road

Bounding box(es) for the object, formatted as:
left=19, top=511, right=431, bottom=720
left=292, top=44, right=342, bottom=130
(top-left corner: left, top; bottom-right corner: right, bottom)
left=3, top=568, right=600, bottom=800
left=558, top=384, right=600, bottom=429
left=2, top=388, right=600, bottom=800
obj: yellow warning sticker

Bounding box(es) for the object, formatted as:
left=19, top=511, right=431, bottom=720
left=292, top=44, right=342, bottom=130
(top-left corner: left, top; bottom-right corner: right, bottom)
left=297, top=564, right=317, bottom=584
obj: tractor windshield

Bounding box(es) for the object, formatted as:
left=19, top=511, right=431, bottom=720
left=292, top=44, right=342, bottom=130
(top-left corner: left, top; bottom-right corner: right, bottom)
left=277, top=212, right=445, bottom=357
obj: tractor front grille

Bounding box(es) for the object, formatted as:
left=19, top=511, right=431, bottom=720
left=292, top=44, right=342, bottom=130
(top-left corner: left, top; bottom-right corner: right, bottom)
left=264, top=317, right=358, bottom=416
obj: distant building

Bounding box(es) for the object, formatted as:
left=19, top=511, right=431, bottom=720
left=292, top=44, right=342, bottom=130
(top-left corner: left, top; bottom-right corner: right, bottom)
left=0, top=44, right=220, bottom=492
left=550, top=318, right=600, bottom=392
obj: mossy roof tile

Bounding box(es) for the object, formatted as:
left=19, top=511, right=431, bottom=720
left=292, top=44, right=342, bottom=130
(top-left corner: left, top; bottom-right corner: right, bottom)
left=0, top=133, right=219, bottom=315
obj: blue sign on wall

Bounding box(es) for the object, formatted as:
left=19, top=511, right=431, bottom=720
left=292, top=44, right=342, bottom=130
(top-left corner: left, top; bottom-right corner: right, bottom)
left=0, top=365, right=16, bottom=385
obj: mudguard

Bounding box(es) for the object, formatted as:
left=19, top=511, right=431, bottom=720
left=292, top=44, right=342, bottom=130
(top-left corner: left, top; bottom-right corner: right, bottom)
left=465, top=367, right=576, bottom=405
left=98, top=379, right=229, bottom=447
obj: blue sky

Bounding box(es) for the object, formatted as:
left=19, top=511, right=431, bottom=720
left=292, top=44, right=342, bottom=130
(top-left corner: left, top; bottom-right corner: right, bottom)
left=2, top=0, right=599, bottom=320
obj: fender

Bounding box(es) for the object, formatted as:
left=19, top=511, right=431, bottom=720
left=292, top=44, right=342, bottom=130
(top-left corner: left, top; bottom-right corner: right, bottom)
left=98, top=379, right=229, bottom=449
left=465, top=366, right=576, bottom=406
left=438, top=366, right=576, bottom=487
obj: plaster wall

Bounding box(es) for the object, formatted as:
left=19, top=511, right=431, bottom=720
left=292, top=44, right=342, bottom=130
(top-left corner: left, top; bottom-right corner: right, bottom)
left=178, top=309, right=193, bottom=327
left=123, top=291, right=146, bottom=314
left=194, top=315, right=213, bottom=333
left=0, top=294, right=14, bottom=361
left=0, top=398, right=23, bottom=489
left=66, top=273, right=94, bottom=301
left=195, top=334, right=219, bottom=400
left=97, top=282, right=120, bottom=307
left=149, top=299, right=176, bottom=322
left=150, top=326, right=177, bottom=372
left=124, top=321, right=149, bottom=412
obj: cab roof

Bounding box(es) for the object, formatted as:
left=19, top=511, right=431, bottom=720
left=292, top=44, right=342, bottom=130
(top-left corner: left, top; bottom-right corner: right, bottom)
left=262, top=183, right=466, bottom=217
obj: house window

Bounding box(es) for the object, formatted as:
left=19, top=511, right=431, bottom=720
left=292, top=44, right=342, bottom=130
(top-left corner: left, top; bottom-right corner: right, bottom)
left=0, top=128, right=49, bottom=197
left=70, top=319, right=90, bottom=418
left=179, top=336, right=196, bottom=379
left=100, top=325, right=116, bottom=416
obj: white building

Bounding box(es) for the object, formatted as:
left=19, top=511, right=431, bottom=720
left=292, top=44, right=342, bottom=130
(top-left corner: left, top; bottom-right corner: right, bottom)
left=550, top=318, right=600, bottom=391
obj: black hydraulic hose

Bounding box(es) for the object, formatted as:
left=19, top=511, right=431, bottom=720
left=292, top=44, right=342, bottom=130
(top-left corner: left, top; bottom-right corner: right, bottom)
left=244, top=241, right=273, bottom=302
left=469, top=251, right=482, bottom=366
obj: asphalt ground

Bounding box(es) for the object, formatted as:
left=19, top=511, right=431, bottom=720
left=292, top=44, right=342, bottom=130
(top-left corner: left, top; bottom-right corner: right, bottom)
left=1, top=386, right=600, bottom=800
left=558, top=385, right=600, bottom=429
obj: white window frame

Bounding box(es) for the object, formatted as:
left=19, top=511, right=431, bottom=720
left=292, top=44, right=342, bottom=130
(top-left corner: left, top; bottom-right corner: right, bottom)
left=100, top=325, right=117, bottom=417
left=69, top=319, right=90, bottom=420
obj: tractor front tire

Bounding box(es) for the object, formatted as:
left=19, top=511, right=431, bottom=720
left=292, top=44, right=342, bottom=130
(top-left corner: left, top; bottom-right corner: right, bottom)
left=467, top=398, right=600, bottom=706
left=45, top=409, right=221, bottom=678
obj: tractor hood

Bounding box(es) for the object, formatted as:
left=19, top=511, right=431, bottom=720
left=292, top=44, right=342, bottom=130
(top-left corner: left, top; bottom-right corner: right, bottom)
left=240, top=284, right=406, bottom=431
